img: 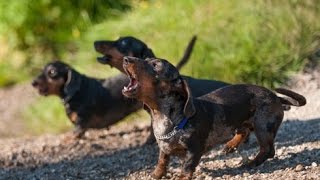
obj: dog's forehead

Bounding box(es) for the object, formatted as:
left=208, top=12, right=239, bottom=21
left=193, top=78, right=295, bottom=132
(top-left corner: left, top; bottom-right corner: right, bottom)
left=44, top=62, right=68, bottom=71
left=149, top=59, right=180, bottom=80
left=118, top=37, right=134, bottom=46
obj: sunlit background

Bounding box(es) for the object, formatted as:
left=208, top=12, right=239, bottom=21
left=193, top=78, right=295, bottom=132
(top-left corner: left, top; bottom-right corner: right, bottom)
left=0, top=0, right=319, bottom=137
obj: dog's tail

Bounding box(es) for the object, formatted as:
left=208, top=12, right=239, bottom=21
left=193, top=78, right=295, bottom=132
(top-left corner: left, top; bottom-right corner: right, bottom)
left=176, top=35, right=197, bottom=70
left=275, top=88, right=306, bottom=107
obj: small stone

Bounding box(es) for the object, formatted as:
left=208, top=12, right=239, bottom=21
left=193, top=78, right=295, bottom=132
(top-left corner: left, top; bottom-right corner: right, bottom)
left=277, top=148, right=284, bottom=156
left=311, top=162, right=317, bottom=167
left=243, top=172, right=250, bottom=177
left=295, top=164, right=304, bottom=172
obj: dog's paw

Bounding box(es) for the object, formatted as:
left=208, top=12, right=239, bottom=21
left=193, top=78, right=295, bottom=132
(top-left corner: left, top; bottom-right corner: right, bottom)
left=179, top=172, right=193, bottom=180
left=61, top=131, right=84, bottom=144
left=240, top=160, right=258, bottom=169
left=62, top=134, right=78, bottom=144
left=223, top=145, right=237, bottom=154
left=151, top=169, right=166, bottom=179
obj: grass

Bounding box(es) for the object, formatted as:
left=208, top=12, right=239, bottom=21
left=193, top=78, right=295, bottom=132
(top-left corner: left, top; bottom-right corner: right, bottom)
left=11, top=0, right=320, bottom=135
left=23, top=96, right=72, bottom=135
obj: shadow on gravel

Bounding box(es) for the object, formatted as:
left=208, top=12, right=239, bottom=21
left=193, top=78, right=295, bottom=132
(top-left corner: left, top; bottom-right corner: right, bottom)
left=0, top=118, right=318, bottom=179
left=201, top=148, right=320, bottom=177
left=200, top=117, right=320, bottom=177
left=275, top=118, right=320, bottom=146
left=205, top=117, right=320, bottom=161
left=0, top=143, right=159, bottom=179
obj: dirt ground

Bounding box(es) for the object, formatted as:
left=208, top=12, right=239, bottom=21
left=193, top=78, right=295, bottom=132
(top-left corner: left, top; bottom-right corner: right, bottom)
left=0, top=70, right=319, bottom=180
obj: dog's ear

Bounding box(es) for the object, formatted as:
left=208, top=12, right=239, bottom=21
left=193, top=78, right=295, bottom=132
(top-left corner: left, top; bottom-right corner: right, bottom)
left=182, top=79, right=196, bottom=118
left=64, top=69, right=81, bottom=97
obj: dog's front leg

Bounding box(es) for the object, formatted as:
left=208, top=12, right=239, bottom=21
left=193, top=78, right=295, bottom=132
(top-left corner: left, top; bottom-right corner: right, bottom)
left=145, top=117, right=156, bottom=144
left=72, top=124, right=86, bottom=138
left=180, top=150, right=202, bottom=180
left=152, top=150, right=170, bottom=179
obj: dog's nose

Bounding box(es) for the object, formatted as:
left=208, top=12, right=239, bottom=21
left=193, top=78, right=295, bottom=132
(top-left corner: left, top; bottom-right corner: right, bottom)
left=31, top=80, right=38, bottom=87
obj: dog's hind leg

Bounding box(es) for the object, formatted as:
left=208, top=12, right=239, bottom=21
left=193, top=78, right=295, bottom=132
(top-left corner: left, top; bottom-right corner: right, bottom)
left=223, top=124, right=252, bottom=154
left=246, top=105, right=283, bottom=167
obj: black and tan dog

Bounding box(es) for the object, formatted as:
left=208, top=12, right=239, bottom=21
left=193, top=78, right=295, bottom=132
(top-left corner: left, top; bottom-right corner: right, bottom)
left=94, top=36, right=230, bottom=143
left=32, top=61, right=142, bottom=139
left=94, top=35, right=229, bottom=95
left=94, top=36, right=195, bottom=73
left=122, top=56, right=306, bottom=179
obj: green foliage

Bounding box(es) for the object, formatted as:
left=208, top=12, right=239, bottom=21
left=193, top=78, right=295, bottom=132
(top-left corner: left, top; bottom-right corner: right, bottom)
left=85, top=0, right=320, bottom=87
left=0, top=0, right=131, bottom=86
left=23, top=96, right=72, bottom=135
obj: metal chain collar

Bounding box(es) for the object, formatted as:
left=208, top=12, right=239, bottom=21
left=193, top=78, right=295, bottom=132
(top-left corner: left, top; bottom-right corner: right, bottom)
left=154, top=126, right=181, bottom=140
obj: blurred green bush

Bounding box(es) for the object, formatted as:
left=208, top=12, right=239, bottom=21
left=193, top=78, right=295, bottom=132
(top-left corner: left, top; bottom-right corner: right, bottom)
left=0, top=0, right=131, bottom=86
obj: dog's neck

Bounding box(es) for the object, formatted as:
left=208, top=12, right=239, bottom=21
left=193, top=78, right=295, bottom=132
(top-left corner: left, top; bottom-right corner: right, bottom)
left=148, top=92, right=186, bottom=135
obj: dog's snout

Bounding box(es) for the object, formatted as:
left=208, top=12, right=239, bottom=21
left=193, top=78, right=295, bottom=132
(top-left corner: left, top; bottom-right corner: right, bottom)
left=32, top=79, right=39, bottom=87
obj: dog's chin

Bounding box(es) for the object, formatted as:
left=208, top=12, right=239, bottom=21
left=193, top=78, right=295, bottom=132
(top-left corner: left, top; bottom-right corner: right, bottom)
left=38, top=88, right=49, bottom=96
left=122, top=89, right=137, bottom=98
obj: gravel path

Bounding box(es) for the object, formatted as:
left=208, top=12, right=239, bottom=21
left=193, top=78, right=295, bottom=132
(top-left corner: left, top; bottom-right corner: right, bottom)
left=0, top=71, right=319, bottom=180
left=0, top=83, right=36, bottom=137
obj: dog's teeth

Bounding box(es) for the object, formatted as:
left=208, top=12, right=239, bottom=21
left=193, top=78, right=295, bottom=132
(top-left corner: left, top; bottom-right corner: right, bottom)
left=124, top=86, right=128, bottom=91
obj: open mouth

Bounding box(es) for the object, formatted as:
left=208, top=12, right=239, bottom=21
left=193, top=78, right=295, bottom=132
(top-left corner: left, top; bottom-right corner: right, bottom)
left=122, top=69, right=139, bottom=96
left=97, top=55, right=112, bottom=64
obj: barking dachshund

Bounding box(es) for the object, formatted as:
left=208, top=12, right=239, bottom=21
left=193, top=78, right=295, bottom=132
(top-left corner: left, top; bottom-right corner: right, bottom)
left=32, top=61, right=141, bottom=139
left=94, top=36, right=196, bottom=73
left=122, top=56, right=306, bottom=179
left=95, top=36, right=229, bottom=143
left=94, top=35, right=229, bottom=100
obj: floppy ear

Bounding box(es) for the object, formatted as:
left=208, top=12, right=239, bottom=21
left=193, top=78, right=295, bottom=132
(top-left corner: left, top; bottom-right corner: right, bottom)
left=64, top=69, right=81, bottom=97
left=181, top=79, right=196, bottom=118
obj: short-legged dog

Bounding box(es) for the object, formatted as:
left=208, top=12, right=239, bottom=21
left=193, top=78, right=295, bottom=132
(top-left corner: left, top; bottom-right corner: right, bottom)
left=94, top=36, right=230, bottom=143
left=32, top=61, right=141, bottom=139
left=94, top=35, right=229, bottom=95
left=122, top=56, right=306, bottom=179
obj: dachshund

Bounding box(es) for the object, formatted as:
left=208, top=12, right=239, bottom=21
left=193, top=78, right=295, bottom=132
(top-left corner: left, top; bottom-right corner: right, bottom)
left=94, top=36, right=230, bottom=143
left=32, top=61, right=141, bottom=139
left=121, top=56, right=306, bottom=179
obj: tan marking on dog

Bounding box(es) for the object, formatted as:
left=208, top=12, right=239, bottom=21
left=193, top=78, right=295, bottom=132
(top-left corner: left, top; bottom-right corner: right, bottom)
left=107, top=47, right=126, bottom=72
left=69, top=112, right=78, bottom=123
left=47, top=77, right=65, bottom=95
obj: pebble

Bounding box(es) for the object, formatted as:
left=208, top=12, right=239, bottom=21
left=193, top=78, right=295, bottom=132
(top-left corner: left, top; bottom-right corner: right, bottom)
left=311, top=162, right=317, bottom=167
left=295, top=164, right=304, bottom=172
left=243, top=172, right=250, bottom=177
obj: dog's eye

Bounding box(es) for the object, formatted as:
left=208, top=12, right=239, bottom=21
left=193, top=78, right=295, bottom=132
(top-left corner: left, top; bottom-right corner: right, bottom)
left=152, top=62, right=161, bottom=70
left=48, top=69, right=57, bottom=77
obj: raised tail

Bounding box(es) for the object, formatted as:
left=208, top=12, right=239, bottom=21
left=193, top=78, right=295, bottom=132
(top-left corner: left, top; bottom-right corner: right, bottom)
left=176, top=35, right=197, bottom=70
left=275, top=88, right=306, bottom=106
